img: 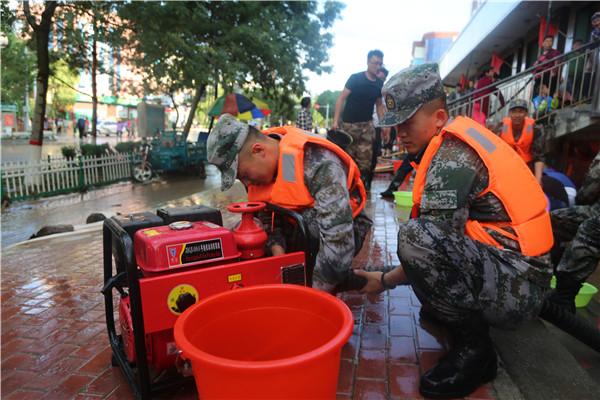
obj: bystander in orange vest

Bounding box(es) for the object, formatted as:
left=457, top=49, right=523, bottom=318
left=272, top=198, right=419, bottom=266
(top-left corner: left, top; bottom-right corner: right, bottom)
left=500, top=116, right=536, bottom=163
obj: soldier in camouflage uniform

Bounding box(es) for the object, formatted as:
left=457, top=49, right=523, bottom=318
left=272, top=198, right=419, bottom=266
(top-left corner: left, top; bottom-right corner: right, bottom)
left=494, top=98, right=546, bottom=184
left=550, top=151, right=600, bottom=312
left=206, top=114, right=372, bottom=293
left=354, top=64, right=553, bottom=399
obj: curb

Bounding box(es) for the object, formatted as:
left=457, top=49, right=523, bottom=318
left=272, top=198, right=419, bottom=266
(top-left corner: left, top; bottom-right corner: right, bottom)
left=4, top=217, right=113, bottom=250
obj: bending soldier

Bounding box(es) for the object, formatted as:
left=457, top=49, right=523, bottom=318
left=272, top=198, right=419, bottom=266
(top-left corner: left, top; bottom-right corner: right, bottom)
left=355, top=64, right=554, bottom=399
left=207, top=115, right=372, bottom=293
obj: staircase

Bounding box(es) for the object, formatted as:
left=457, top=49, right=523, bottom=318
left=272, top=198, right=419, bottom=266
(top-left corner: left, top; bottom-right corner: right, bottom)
left=447, top=40, right=600, bottom=140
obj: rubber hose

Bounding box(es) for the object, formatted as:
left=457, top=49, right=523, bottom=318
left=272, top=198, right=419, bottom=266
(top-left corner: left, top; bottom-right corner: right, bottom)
left=539, top=299, right=600, bottom=353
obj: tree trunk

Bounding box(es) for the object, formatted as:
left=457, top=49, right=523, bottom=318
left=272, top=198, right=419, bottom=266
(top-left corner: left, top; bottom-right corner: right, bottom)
left=169, top=92, right=179, bottom=128
left=182, top=84, right=205, bottom=140
left=91, top=13, right=98, bottom=144
left=24, top=1, right=58, bottom=161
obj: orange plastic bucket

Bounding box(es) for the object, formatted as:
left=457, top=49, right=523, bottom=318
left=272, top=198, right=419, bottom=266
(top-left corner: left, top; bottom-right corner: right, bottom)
left=174, top=284, right=353, bottom=399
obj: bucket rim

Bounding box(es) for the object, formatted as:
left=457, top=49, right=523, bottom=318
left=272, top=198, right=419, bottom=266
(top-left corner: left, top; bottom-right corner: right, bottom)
left=174, top=284, right=353, bottom=370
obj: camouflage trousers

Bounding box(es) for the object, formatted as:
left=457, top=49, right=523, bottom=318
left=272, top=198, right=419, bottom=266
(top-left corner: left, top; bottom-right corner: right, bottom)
left=397, top=219, right=549, bottom=327
left=551, top=203, right=600, bottom=282
left=341, top=121, right=375, bottom=182
left=306, top=210, right=373, bottom=285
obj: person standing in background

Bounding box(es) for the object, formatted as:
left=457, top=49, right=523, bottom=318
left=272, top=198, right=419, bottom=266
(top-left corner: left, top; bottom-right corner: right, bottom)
left=333, top=49, right=388, bottom=191
left=296, top=97, right=313, bottom=132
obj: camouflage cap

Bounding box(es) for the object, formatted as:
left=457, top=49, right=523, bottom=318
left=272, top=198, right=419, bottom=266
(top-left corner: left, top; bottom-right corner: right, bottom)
left=508, top=98, right=529, bottom=112
left=379, top=63, right=445, bottom=127
left=206, top=114, right=249, bottom=191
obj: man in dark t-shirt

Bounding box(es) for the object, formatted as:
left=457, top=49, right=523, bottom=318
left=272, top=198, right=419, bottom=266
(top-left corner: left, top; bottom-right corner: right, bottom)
left=333, top=49, right=387, bottom=190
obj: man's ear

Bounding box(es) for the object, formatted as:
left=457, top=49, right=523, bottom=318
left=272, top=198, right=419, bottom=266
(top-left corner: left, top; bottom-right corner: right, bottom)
left=434, top=108, right=449, bottom=129
left=250, top=142, right=266, bottom=156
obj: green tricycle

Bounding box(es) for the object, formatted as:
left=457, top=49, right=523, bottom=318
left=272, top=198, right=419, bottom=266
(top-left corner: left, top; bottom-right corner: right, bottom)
left=132, top=130, right=208, bottom=182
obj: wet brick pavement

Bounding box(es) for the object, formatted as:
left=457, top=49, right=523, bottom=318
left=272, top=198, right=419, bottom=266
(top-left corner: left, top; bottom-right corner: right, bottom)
left=1, top=178, right=496, bottom=399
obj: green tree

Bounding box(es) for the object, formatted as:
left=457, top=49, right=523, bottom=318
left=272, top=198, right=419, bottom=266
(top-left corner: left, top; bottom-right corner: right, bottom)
left=0, top=31, right=36, bottom=117
left=55, top=1, right=126, bottom=142
left=23, top=0, right=58, bottom=156
left=316, top=90, right=341, bottom=122
left=118, top=1, right=343, bottom=137
left=47, top=59, right=79, bottom=118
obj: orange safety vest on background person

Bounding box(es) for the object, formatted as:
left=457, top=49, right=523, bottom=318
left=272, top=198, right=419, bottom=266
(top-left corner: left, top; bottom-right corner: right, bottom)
left=248, top=126, right=367, bottom=218
left=500, top=117, right=536, bottom=163
left=412, top=116, right=553, bottom=257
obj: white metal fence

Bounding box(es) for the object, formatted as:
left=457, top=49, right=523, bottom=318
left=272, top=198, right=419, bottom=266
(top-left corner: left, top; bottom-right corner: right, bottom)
left=1, top=153, right=134, bottom=201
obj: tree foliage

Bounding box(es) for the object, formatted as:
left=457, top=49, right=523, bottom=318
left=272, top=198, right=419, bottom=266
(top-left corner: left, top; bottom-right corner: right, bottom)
left=117, top=1, right=343, bottom=129
left=53, top=1, right=127, bottom=139
left=0, top=31, right=36, bottom=116
left=47, top=58, right=79, bottom=118
left=316, top=90, right=341, bottom=119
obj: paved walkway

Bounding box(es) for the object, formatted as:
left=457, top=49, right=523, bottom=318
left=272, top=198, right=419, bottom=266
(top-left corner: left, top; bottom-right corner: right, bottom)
left=1, top=178, right=497, bottom=399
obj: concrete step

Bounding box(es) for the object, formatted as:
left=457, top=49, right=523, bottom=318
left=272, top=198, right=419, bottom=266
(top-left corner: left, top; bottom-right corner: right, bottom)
left=491, top=316, right=600, bottom=400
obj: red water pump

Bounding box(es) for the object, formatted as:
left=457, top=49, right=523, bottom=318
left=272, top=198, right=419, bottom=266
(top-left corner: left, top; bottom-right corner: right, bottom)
left=102, top=203, right=311, bottom=399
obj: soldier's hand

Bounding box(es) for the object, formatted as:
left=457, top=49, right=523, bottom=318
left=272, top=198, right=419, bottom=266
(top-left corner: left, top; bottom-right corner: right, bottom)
left=353, top=269, right=384, bottom=295
left=270, top=244, right=285, bottom=256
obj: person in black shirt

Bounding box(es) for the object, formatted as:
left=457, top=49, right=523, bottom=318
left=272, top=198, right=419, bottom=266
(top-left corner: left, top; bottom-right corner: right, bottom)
left=333, top=49, right=388, bottom=190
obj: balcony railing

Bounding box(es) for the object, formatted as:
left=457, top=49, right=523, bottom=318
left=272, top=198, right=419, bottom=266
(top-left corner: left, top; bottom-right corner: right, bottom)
left=447, top=40, right=600, bottom=126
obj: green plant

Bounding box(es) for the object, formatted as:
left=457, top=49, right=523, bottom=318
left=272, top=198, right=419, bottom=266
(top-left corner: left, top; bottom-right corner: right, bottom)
left=114, top=141, right=141, bottom=153
left=80, top=143, right=109, bottom=157
left=61, top=146, right=77, bottom=159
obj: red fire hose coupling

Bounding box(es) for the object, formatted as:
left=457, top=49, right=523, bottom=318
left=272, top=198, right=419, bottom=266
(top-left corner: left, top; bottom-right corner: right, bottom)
left=227, top=202, right=268, bottom=259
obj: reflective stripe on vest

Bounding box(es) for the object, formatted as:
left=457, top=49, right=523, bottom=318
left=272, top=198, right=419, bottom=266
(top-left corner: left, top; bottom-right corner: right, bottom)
left=500, top=117, right=536, bottom=163
left=247, top=127, right=367, bottom=218
left=412, top=116, right=553, bottom=257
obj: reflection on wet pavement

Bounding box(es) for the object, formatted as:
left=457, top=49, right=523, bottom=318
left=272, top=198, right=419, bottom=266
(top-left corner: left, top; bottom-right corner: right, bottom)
left=0, top=177, right=499, bottom=399
left=1, top=165, right=249, bottom=247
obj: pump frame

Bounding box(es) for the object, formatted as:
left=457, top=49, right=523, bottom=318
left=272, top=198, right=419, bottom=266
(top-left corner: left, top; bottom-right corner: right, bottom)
left=102, top=204, right=314, bottom=400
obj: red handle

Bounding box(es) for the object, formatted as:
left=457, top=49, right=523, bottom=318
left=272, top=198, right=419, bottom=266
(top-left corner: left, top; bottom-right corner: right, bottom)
left=227, top=202, right=266, bottom=214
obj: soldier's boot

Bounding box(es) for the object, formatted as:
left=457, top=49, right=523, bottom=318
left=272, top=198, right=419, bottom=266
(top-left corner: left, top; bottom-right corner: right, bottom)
left=419, top=315, right=497, bottom=399
left=379, top=186, right=396, bottom=199
left=548, top=272, right=582, bottom=314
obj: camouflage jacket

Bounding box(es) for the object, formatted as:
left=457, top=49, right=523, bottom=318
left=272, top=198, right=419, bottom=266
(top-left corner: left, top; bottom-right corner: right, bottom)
left=494, top=122, right=546, bottom=164
left=418, top=135, right=551, bottom=278
left=265, top=142, right=372, bottom=286
left=576, top=151, right=600, bottom=206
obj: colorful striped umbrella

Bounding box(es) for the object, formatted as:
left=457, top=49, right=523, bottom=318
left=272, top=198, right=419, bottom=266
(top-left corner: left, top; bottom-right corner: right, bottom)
left=238, top=107, right=266, bottom=121
left=238, top=97, right=271, bottom=120
left=208, top=94, right=257, bottom=117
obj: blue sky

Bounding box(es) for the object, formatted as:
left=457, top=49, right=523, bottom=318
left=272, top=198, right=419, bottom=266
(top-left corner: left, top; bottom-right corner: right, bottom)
left=305, top=0, right=473, bottom=95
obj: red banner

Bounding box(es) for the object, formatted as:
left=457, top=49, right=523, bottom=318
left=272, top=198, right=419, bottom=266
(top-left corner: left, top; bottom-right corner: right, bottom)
left=459, top=74, right=467, bottom=90
left=539, top=16, right=558, bottom=47
left=491, top=53, right=504, bottom=75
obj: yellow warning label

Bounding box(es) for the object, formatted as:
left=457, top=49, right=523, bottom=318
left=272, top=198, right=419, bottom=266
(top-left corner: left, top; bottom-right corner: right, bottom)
left=143, top=229, right=161, bottom=236
left=228, top=273, right=242, bottom=283
left=167, top=284, right=199, bottom=315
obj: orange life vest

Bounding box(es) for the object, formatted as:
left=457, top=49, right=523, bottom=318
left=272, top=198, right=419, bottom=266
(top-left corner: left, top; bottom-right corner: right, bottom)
left=500, top=117, right=536, bottom=163
left=247, top=126, right=367, bottom=218
left=412, top=116, right=553, bottom=257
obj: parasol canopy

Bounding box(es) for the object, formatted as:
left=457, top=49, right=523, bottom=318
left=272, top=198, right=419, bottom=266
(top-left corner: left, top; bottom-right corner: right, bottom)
left=238, top=97, right=272, bottom=120
left=208, top=94, right=257, bottom=117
